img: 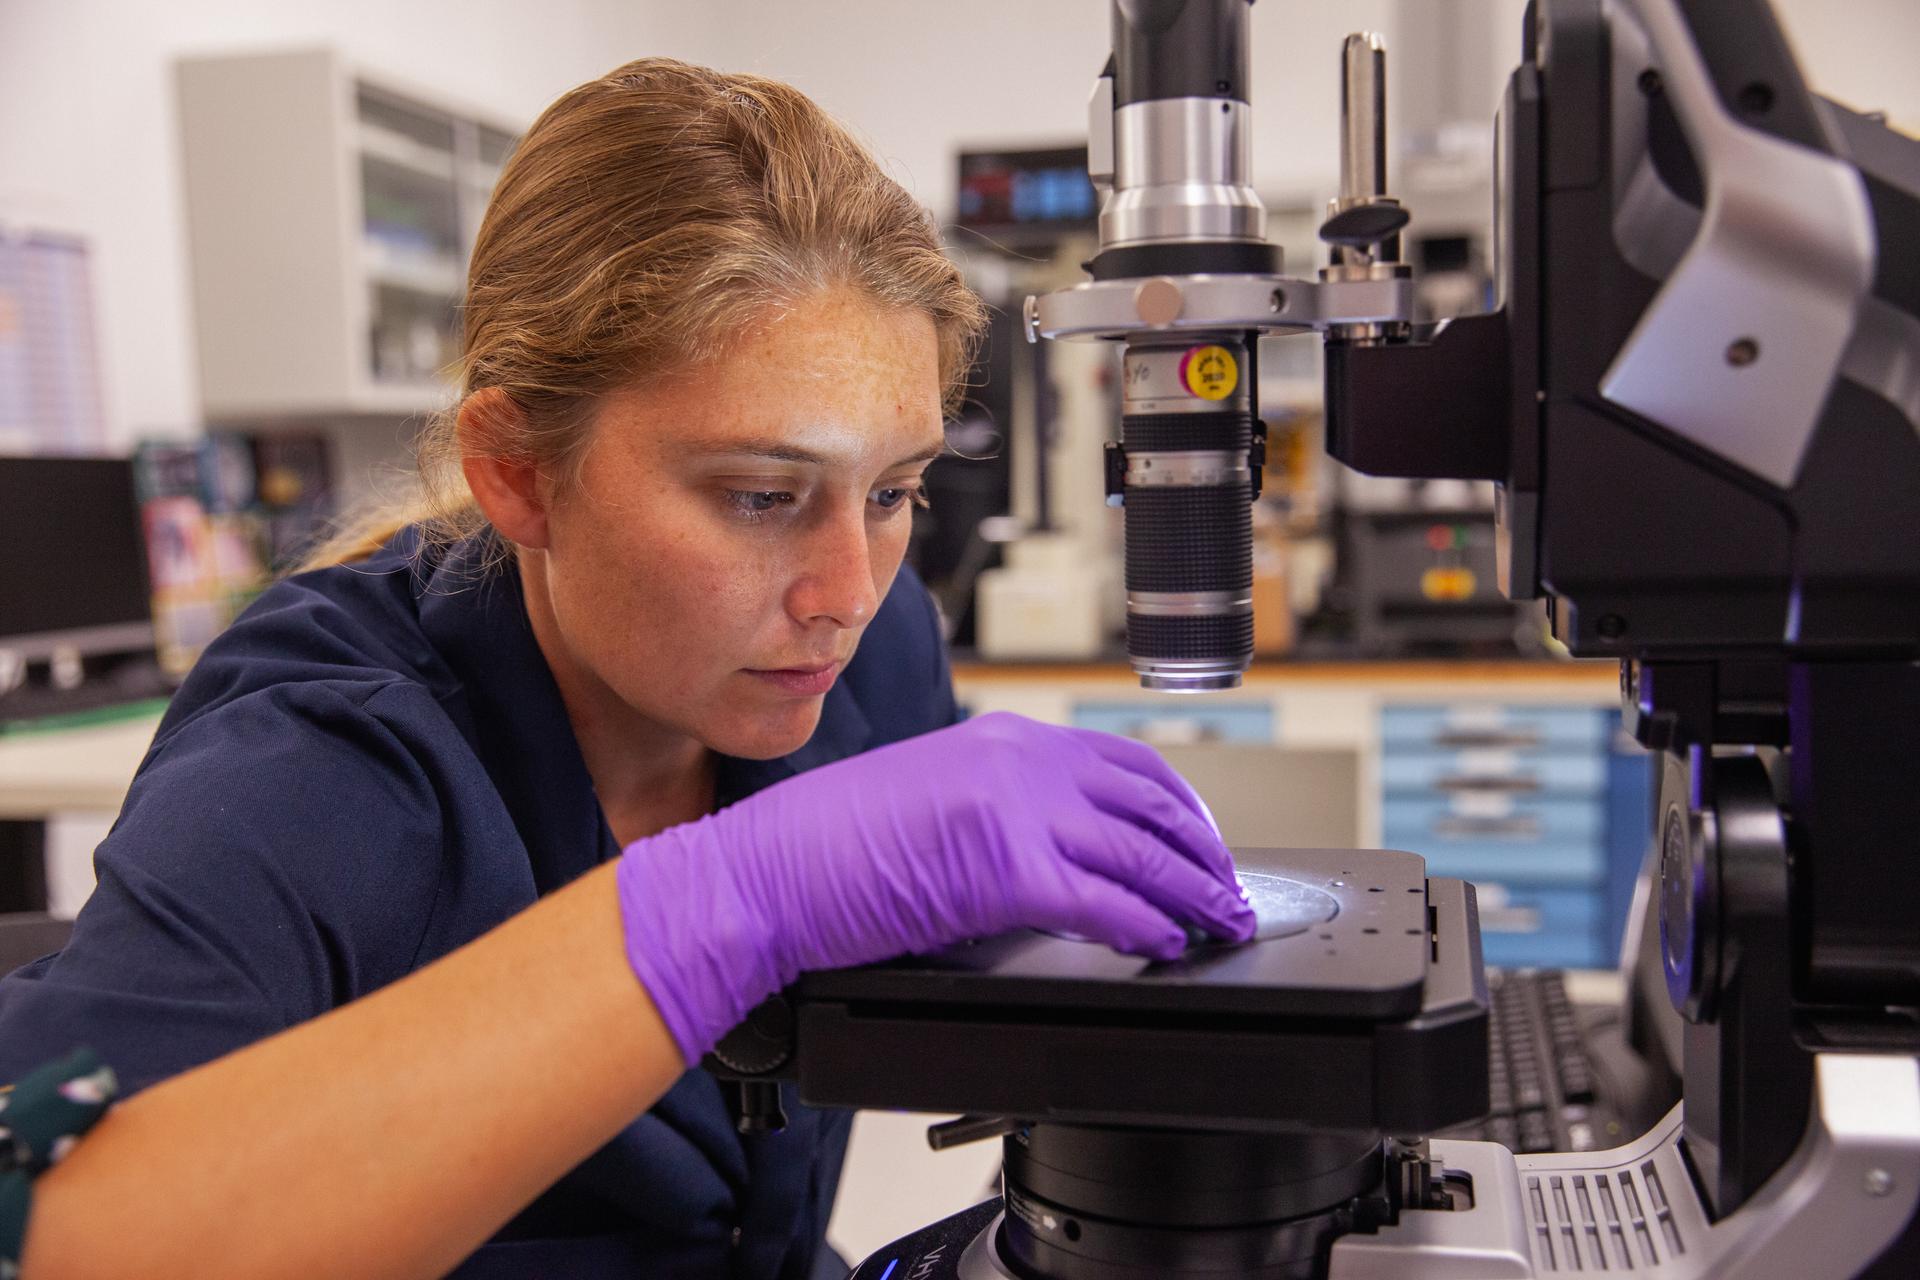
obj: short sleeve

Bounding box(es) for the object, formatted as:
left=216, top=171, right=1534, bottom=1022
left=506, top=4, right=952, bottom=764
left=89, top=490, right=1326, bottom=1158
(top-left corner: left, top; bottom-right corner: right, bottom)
left=0, top=682, right=449, bottom=1096
left=0, top=1049, right=118, bottom=1276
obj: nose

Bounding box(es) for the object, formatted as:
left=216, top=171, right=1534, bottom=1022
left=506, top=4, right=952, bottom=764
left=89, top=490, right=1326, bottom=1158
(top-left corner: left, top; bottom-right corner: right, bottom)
left=784, top=505, right=880, bottom=629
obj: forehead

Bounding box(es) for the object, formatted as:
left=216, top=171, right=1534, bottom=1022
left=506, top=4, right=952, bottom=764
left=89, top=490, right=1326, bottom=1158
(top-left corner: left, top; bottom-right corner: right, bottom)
left=597, top=290, right=944, bottom=463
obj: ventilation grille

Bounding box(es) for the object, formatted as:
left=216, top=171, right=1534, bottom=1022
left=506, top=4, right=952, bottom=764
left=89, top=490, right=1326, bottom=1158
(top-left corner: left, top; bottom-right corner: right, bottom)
left=1524, top=1161, right=1687, bottom=1271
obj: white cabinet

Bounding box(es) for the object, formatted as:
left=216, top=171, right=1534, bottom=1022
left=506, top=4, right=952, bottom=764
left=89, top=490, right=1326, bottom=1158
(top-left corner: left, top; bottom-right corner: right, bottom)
left=175, top=49, right=519, bottom=421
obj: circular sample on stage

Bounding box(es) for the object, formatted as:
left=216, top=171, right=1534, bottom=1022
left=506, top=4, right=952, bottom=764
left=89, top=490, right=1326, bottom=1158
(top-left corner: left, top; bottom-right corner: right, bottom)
left=1175, top=872, right=1342, bottom=951
left=1234, top=871, right=1342, bottom=941
left=1043, top=872, right=1340, bottom=953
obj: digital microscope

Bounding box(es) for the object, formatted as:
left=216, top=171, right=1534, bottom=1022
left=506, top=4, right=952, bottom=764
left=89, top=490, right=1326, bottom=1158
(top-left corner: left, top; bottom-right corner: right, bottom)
left=712, top=2, right=1920, bottom=1274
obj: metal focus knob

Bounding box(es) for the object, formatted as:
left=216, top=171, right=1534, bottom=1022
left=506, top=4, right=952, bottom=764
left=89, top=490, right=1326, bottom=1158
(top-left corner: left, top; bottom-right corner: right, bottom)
left=708, top=994, right=796, bottom=1077
left=1320, top=31, right=1407, bottom=269
left=1659, top=799, right=1719, bottom=1024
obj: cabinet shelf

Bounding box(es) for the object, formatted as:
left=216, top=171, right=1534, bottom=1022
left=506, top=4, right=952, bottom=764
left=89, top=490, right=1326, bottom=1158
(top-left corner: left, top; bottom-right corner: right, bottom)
left=362, top=243, right=464, bottom=297
left=176, top=49, right=518, bottom=422
left=356, top=121, right=458, bottom=181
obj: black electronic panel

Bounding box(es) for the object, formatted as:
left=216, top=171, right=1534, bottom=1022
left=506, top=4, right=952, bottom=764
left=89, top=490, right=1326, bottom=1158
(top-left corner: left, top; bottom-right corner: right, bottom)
left=0, top=456, right=152, bottom=644
left=956, top=145, right=1098, bottom=241
left=910, top=303, right=1019, bottom=647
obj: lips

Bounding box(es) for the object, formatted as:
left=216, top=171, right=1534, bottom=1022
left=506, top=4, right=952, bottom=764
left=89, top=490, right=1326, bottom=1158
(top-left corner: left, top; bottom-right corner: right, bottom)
left=744, top=660, right=844, bottom=697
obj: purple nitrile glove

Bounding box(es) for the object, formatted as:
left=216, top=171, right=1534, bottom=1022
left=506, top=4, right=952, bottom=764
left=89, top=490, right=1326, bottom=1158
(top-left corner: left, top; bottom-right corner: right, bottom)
left=615, top=711, right=1255, bottom=1062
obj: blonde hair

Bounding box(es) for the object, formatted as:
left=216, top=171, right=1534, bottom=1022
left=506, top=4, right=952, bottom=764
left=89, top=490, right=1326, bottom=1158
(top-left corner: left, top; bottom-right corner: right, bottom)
left=303, top=57, right=986, bottom=570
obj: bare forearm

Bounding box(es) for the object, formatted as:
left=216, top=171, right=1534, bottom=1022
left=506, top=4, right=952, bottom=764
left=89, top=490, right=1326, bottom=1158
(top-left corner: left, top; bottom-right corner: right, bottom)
left=21, top=861, right=684, bottom=1280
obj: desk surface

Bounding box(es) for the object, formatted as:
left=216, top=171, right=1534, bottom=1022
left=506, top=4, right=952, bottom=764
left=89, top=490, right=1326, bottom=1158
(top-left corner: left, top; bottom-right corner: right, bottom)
left=0, top=715, right=162, bottom=819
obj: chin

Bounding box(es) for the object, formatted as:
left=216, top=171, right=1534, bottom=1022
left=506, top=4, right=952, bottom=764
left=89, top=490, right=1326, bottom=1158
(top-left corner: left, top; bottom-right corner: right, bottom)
left=704, top=701, right=826, bottom=761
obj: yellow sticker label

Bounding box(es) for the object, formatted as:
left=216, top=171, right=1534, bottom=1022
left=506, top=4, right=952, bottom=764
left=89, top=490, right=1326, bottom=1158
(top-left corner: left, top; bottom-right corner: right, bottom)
left=1179, top=345, right=1238, bottom=400
left=1421, top=566, right=1479, bottom=601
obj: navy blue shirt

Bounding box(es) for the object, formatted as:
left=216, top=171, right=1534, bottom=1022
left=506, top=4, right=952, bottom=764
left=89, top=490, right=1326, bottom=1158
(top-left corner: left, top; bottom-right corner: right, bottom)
left=0, top=530, right=961, bottom=1277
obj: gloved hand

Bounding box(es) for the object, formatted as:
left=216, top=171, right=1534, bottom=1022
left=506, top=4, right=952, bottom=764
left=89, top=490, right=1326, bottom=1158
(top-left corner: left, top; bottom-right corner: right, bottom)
left=616, top=711, right=1254, bottom=1062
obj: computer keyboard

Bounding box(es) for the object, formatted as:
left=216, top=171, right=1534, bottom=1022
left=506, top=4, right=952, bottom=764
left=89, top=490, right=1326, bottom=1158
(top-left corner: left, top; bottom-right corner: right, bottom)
left=1441, top=968, right=1625, bottom=1155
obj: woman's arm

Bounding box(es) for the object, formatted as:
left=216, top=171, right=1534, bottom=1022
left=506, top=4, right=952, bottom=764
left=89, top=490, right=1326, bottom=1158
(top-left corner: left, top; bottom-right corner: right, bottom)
left=22, top=860, right=674, bottom=1280
left=21, top=713, right=1251, bottom=1280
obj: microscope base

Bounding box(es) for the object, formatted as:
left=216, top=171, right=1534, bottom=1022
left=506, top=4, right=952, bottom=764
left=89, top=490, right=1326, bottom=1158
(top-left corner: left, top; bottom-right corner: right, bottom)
left=850, top=1055, right=1918, bottom=1280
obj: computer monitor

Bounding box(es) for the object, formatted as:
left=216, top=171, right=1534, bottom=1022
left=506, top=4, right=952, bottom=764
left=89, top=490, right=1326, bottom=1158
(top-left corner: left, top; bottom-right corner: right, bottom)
left=954, top=145, right=1099, bottom=247
left=0, top=455, right=154, bottom=662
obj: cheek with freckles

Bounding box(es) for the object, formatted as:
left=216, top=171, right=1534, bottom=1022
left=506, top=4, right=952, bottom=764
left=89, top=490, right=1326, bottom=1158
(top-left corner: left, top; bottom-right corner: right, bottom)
left=662, top=541, right=785, bottom=670
left=596, top=535, right=758, bottom=688
left=557, top=499, right=820, bottom=728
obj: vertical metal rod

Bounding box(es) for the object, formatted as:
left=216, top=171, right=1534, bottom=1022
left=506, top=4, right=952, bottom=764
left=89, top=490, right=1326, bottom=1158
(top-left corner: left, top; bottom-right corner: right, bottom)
left=1339, top=32, right=1389, bottom=203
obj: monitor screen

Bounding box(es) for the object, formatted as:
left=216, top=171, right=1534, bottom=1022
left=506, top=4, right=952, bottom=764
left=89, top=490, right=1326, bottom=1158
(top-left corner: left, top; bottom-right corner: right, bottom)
left=0, top=455, right=154, bottom=655
left=956, top=146, right=1098, bottom=238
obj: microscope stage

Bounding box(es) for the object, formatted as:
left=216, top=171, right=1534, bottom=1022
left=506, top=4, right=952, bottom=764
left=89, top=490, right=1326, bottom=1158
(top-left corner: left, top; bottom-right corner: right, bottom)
left=800, top=848, right=1434, bottom=1020
left=786, top=848, right=1488, bottom=1135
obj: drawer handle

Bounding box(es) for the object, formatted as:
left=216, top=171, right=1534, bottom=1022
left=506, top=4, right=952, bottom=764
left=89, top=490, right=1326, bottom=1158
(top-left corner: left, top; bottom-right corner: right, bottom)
left=1433, top=775, right=1542, bottom=794
left=1430, top=730, right=1543, bottom=750
left=1478, top=905, right=1544, bottom=934
left=1432, top=816, right=1544, bottom=840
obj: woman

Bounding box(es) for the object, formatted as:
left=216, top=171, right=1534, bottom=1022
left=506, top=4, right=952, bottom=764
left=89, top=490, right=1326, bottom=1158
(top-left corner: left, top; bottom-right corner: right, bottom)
left=0, top=60, right=1251, bottom=1279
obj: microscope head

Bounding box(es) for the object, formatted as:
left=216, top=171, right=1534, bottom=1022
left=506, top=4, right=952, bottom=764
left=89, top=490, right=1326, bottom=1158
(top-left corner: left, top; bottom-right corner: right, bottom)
left=1323, top=0, right=1920, bottom=664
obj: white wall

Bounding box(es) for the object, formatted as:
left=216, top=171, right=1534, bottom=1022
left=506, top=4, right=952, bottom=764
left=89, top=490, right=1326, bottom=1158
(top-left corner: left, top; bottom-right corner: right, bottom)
left=659, top=0, right=1406, bottom=219
left=2, top=0, right=1916, bottom=451
left=0, top=0, right=708, bottom=447
left=1776, top=0, right=1920, bottom=131
left=674, top=0, right=1920, bottom=213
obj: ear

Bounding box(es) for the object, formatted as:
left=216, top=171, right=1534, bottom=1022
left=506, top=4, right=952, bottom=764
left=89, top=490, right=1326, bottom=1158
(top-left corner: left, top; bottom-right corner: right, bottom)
left=458, top=388, right=551, bottom=550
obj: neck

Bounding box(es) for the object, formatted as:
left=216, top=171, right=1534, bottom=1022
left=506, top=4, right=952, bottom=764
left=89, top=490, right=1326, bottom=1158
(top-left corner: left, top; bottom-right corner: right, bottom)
left=517, top=550, right=714, bottom=846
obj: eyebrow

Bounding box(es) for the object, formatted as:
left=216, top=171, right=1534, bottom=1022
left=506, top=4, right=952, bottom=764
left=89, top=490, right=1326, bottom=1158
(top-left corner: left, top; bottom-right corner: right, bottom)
left=688, top=437, right=948, bottom=467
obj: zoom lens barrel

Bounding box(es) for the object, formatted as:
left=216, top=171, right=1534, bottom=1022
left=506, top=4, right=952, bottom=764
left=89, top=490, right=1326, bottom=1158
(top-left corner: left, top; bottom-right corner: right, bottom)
left=1120, top=336, right=1255, bottom=690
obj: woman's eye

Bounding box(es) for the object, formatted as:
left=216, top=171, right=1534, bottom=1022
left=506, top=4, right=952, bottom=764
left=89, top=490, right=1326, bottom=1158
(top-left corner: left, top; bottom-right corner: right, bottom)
left=725, top=490, right=796, bottom=518
left=872, top=485, right=929, bottom=512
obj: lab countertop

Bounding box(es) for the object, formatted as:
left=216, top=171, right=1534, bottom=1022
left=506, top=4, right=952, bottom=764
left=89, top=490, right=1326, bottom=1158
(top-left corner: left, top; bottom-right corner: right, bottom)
left=0, top=714, right=163, bottom=818
left=953, top=657, right=1620, bottom=689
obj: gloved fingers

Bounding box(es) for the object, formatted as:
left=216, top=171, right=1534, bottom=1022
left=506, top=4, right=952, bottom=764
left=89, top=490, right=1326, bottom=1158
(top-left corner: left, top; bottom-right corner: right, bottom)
left=1062, top=727, right=1220, bottom=831
left=1051, top=811, right=1254, bottom=942
left=1065, top=754, right=1240, bottom=887
left=1039, top=867, right=1191, bottom=962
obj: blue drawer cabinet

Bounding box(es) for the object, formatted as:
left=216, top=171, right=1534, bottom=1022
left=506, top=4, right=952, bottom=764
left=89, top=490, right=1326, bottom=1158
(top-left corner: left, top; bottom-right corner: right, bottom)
left=1383, top=794, right=1604, bottom=849
left=1383, top=811, right=1605, bottom=886
left=1382, top=840, right=1605, bottom=888
left=1470, top=882, right=1609, bottom=969
left=1377, top=751, right=1607, bottom=795
left=1381, top=701, right=1646, bottom=969
left=1380, top=704, right=1610, bottom=752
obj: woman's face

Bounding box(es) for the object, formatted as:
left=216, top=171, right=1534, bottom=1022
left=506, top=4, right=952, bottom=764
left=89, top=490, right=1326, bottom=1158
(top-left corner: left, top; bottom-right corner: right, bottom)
left=535, top=288, right=945, bottom=760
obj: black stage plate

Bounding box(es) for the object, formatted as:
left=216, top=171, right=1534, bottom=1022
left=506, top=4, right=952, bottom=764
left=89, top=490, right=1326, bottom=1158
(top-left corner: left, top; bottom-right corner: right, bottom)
left=799, top=848, right=1433, bottom=1021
